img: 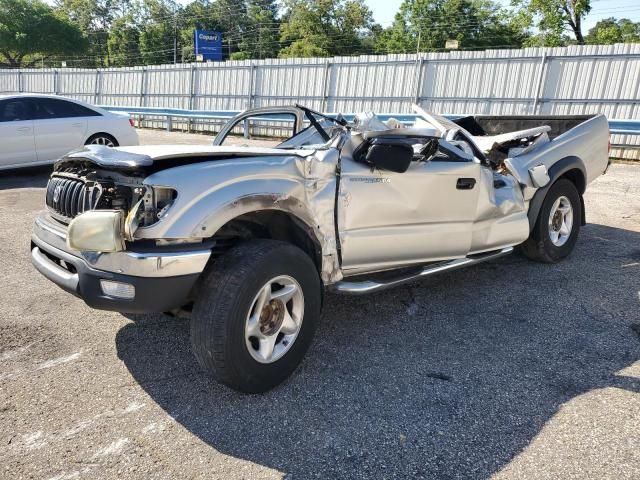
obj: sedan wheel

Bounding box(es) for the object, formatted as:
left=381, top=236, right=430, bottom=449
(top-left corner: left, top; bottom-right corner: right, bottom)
left=88, top=135, right=116, bottom=147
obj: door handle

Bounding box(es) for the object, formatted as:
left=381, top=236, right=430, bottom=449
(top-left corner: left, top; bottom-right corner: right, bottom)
left=17, top=126, right=31, bottom=132
left=456, top=178, right=476, bottom=190
left=71, top=123, right=83, bottom=128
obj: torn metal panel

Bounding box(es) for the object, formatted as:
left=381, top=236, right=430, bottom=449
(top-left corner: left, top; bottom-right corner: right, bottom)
left=137, top=150, right=342, bottom=283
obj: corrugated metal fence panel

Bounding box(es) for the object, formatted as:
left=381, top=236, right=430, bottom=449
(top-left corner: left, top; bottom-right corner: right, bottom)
left=194, top=62, right=252, bottom=111
left=99, top=67, right=144, bottom=107
left=18, top=69, right=55, bottom=93
left=254, top=57, right=326, bottom=110
left=421, top=50, right=543, bottom=115
left=0, top=70, right=19, bottom=92
left=0, top=44, right=638, bottom=157
left=58, top=68, right=98, bottom=103
left=145, top=64, right=191, bottom=109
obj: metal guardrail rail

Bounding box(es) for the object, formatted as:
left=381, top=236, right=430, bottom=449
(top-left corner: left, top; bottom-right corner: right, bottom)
left=101, top=105, right=640, bottom=142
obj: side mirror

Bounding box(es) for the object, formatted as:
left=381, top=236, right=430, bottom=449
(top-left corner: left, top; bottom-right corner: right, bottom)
left=365, top=141, right=413, bottom=173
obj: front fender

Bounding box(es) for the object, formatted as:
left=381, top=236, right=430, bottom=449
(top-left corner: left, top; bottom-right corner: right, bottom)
left=133, top=153, right=342, bottom=282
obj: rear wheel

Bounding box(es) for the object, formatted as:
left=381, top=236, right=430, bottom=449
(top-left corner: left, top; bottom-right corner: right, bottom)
left=86, top=133, right=118, bottom=147
left=190, top=240, right=321, bottom=393
left=521, top=178, right=582, bottom=263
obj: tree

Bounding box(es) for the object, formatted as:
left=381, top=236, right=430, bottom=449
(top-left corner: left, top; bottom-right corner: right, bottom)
left=279, top=0, right=376, bottom=58
left=376, top=0, right=527, bottom=54
left=0, top=0, right=87, bottom=67
left=585, top=17, right=640, bottom=45
left=512, top=0, right=590, bottom=46
left=139, top=0, right=179, bottom=64
left=107, top=13, right=141, bottom=66
left=56, top=0, right=134, bottom=66
left=239, top=0, right=280, bottom=59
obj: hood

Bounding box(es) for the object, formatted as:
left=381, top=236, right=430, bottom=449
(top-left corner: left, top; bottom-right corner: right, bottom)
left=55, top=144, right=316, bottom=172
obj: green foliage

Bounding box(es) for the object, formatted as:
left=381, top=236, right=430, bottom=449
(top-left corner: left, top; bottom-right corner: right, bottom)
left=1, top=0, right=633, bottom=67
left=511, top=0, right=591, bottom=45
left=279, top=0, right=375, bottom=58
left=107, top=13, right=141, bottom=66
left=56, top=0, right=127, bottom=66
left=241, top=0, right=280, bottom=59
left=0, top=0, right=87, bottom=67
left=230, top=51, right=250, bottom=60
left=376, top=0, right=527, bottom=53
left=139, top=0, right=177, bottom=64
left=586, top=17, right=640, bottom=45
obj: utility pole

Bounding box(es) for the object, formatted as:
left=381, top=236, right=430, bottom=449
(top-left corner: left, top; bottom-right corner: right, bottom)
left=173, top=10, right=178, bottom=64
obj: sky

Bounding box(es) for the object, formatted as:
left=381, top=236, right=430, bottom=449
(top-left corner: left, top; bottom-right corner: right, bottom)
left=366, top=0, right=640, bottom=30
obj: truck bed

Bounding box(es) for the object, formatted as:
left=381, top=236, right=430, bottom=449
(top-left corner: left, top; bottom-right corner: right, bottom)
left=454, top=115, right=598, bottom=140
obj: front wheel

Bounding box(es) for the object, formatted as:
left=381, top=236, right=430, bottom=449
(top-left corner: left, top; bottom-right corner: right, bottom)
left=520, top=178, right=582, bottom=263
left=190, top=240, right=321, bottom=393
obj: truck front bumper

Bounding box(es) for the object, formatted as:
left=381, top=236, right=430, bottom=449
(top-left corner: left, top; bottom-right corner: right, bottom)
left=31, top=211, right=211, bottom=313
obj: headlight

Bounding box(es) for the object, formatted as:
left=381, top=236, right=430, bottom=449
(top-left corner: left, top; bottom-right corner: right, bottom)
left=153, top=187, right=176, bottom=220
left=67, top=210, right=125, bottom=252
left=124, top=186, right=176, bottom=240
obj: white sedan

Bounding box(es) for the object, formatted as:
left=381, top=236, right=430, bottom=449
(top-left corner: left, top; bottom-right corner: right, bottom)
left=0, top=94, right=139, bottom=170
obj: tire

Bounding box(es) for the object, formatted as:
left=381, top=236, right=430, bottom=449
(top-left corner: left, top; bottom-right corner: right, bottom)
left=191, top=239, right=322, bottom=393
left=520, top=178, right=582, bottom=263
left=85, top=133, right=118, bottom=147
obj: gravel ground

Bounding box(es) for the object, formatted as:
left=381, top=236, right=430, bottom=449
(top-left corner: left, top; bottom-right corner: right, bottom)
left=1, top=136, right=639, bottom=479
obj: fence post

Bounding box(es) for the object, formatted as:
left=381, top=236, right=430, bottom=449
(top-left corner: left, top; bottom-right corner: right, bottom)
left=247, top=63, right=255, bottom=108
left=53, top=69, right=59, bottom=95
left=321, top=61, right=331, bottom=112
left=188, top=64, right=196, bottom=132
left=139, top=67, right=146, bottom=107
left=414, top=55, right=425, bottom=105
left=94, top=69, right=101, bottom=105
left=17, top=70, right=22, bottom=92
left=532, top=53, right=548, bottom=114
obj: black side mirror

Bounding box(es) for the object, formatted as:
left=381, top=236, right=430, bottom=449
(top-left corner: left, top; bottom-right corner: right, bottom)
left=365, top=140, right=414, bottom=173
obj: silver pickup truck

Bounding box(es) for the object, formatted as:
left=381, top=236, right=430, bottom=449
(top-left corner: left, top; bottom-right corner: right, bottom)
left=31, top=104, right=610, bottom=392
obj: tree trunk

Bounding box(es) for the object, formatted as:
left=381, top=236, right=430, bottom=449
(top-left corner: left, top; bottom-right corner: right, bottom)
left=573, top=15, right=585, bottom=45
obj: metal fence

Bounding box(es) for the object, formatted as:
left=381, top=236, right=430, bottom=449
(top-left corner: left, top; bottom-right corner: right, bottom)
left=1, top=43, right=639, bottom=159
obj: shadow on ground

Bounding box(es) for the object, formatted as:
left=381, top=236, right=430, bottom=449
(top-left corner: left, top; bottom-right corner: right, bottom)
left=0, top=166, right=51, bottom=190
left=116, top=224, right=640, bottom=478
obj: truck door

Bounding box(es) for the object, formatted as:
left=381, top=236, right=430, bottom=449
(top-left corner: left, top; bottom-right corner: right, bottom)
left=337, top=137, right=482, bottom=275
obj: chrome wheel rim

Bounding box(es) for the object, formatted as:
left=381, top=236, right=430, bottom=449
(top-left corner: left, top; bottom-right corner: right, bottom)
left=90, top=136, right=115, bottom=147
left=548, top=195, right=573, bottom=247
left=245, top=275, right=304, bottom=364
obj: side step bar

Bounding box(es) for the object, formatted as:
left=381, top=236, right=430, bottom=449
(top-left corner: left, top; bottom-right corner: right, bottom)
left=330, top=247, right=513, bottom=295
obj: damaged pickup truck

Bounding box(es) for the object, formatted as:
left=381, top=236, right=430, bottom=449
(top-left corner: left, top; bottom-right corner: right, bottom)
left=31, top=104, right=610, bottom=392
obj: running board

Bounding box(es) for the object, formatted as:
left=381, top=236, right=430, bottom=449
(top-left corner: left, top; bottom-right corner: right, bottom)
left=330, top=247, right=513, bottom=295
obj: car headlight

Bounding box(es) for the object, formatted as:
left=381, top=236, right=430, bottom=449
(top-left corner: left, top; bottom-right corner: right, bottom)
left=67, top=210, right=125, bottom=252
left=124, top=186, right=177, bottom=240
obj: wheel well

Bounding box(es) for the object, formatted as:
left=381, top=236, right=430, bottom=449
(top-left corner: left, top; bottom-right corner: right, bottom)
left=559, top=168, right=586, bottom=194
left=210, top=210, right=323, bottom=273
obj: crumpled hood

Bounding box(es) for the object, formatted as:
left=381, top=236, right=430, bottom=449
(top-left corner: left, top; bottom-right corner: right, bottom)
left=55, top=144, right=316, bottom=171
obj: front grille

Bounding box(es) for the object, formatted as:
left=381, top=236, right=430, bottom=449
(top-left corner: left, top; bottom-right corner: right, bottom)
left=45, top=175, right=101, bottom=220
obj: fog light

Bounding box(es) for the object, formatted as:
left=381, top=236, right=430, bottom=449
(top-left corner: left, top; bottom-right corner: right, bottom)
left=100, top=280, right=135, bottom=299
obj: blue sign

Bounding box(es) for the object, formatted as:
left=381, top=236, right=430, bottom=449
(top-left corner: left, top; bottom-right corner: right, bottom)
left=194, top=30, right=223, bottom=61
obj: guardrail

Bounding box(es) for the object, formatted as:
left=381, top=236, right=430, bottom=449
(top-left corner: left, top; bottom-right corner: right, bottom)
left=101, top=105, right=640, bottom=143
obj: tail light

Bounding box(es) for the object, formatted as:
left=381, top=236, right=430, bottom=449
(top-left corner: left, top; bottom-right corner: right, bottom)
left=129, top=118, right=135, bottom=127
